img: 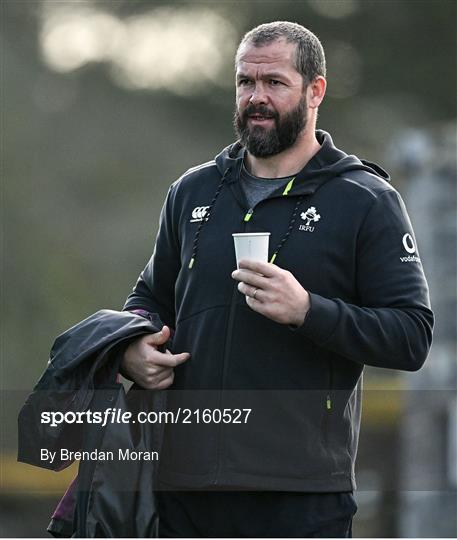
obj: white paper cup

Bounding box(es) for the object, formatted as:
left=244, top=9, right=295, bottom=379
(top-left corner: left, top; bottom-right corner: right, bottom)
left=232, top=232, right=270, bottom=268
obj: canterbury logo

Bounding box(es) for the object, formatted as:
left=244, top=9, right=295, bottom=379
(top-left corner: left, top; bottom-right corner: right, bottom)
left=190, top=206, right=210, bottom=222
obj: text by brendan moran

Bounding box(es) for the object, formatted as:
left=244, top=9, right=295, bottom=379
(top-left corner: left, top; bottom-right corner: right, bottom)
left=41, top=448, right=159, bottom=465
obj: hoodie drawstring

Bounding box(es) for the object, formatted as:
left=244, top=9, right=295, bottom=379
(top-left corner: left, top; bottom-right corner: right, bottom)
left=269, top=195, right=304, bottom=264
left=188, top=168, right=304, bottom=269
left=188, top=167, right=231, bottom=269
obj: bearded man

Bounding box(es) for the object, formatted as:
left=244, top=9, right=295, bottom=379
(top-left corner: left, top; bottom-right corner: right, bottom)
left=121, top=21, right=433, bottom=538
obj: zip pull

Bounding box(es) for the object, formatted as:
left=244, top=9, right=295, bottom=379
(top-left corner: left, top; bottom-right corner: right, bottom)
left=244, top=208, right=254, bottom=222
left=326, top=395, right=332, bottom=410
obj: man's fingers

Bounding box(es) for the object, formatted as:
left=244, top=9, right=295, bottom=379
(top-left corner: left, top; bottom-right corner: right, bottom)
left=147, top=366, right=173, bottom=384
left=232, top=268, right=268, bottom=288
left=237, top=282, right=263, bottom=301
left=153, top=351, right=190, bottom=368
left=245, top=295, right=262, bottom=310
left=142, top=371, right=174, bottom=390
left=237, top=259, right=278, bottom=277
left=154, top=374, right=175, bottom=390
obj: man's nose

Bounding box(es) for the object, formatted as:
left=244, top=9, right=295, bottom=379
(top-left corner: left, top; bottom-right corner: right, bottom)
left=249, top=83, right=268, bottom=105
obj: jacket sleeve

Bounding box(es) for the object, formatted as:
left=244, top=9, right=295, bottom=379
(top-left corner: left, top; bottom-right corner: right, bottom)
left=123, top=184, right=181, bottom=329
left=296, top=189, right=434, bottom=371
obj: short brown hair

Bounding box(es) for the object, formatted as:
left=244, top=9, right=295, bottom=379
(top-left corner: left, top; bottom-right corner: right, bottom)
left=236, top=21, right=326, bottom=85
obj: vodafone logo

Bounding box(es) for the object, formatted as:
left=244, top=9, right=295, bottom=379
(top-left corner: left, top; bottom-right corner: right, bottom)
left=400, top=233, right=420, bottom=263
left=190, top=206, right=210, bottom=222
left=402, top=233, right=416, bottom=254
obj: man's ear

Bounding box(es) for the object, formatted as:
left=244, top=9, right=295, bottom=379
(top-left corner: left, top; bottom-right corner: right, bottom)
left=307, top=76, right=326, bottom=109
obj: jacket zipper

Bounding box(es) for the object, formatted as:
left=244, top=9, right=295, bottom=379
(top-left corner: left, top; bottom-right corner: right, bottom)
left=213, top=190, right=312, bottom=480
left=213, top=282, right=239, bottom=484
left=213, top=205, right=254, bottom=484
left=322, top=357, right=334, bottom=444
left=244, top=208, right=254, bottom=222
left=326, top=358, right=333, bottom=411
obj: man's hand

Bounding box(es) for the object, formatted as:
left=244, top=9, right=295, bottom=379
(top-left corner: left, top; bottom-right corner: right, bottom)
left=121, top=326, right=190, bottom=389
left=231, top=260, right=310, bottom=326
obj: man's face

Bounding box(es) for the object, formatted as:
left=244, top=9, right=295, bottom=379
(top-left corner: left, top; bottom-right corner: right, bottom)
left=234, top=39, right=308, bottom=158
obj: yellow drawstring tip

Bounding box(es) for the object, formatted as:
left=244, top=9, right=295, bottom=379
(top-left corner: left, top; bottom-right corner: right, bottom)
left=244, top=211, right=253, bottom=222
left=188, top=257, right=195, bottom=269
left=326, top=397, right=332, bottom=410
left=269, top=253, right=277, bottom=264
left=282, top=177, right=295, bottom=195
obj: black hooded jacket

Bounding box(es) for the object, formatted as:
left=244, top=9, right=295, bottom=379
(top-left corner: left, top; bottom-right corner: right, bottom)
left=124, top=130, right=434, bottom=492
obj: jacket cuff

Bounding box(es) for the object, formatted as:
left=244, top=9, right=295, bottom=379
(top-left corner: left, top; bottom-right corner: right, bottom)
left=292, top=292, right=340, bottom=344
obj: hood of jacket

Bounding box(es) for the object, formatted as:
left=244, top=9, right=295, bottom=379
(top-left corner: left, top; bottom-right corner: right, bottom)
left=214, top=129, right=390, bottom=194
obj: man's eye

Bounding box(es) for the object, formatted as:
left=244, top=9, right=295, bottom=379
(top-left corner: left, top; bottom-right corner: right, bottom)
left=238, top=79, right=251, bottom=86
left=269, top=79, right=282, bottom=86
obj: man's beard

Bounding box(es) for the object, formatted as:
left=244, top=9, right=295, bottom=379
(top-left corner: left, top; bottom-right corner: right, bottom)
left=234, top=95, right=307, bottom=158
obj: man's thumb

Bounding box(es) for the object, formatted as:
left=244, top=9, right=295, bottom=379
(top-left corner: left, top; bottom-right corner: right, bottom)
left=149, top=325, right=170, bottom=346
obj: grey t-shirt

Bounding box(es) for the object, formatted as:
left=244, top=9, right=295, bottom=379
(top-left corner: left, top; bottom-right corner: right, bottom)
left=240, top=163, right=294, bottom=209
